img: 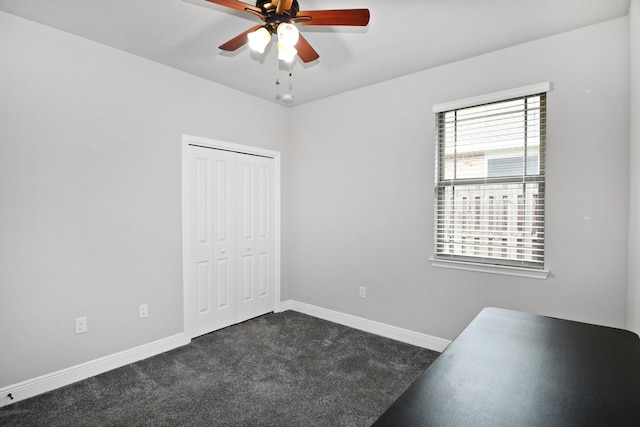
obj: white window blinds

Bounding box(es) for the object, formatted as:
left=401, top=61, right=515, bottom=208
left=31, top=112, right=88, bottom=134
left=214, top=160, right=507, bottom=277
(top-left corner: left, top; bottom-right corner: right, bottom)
left=434, top=91, right=547, bottom=269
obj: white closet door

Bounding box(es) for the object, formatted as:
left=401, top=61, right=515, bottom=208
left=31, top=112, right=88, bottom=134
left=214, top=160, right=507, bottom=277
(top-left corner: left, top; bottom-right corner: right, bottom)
left=185, top=146, right=236, bottom=337
left=236, top=154, right=275, bottom=323
left=210, top=149, right=238, bottom=330
left=184, top=144, right=275, bottom=339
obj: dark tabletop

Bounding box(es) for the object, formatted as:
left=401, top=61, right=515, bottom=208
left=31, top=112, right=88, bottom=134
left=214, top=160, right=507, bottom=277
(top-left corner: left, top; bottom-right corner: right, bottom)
left=373, top=307, right=640, bottom=427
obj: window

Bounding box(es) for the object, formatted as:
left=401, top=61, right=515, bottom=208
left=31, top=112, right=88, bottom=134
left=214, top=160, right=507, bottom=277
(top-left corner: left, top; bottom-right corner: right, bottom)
left=433, top=84, right=548, bottom=272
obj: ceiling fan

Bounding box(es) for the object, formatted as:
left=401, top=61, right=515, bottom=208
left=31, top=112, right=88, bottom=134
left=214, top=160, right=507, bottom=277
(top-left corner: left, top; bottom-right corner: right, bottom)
left=205, top=0, right=370, bottom=63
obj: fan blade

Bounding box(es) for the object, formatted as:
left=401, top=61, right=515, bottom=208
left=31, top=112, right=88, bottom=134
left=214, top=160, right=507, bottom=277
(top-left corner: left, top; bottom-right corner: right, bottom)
left=295, top=34, right=319, bottom=63
left=297, top=9, right=370, bottom=26
left=219, top=24, right=263, bottom=51
left=205, top=0, right=261, bottom=13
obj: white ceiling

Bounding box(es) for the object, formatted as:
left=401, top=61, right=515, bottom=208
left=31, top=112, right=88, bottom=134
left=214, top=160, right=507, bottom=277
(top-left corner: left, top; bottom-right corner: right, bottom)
left=0, top=0, right=630, bottom=106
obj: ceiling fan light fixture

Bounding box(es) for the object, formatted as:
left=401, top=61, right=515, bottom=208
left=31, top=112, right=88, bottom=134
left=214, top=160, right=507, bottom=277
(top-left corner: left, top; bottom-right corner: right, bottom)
left=277, top=42, right=297, bottom=63
left=276, top=22, right=299, bottom=48
left=247, top=27, right=271, bottom=53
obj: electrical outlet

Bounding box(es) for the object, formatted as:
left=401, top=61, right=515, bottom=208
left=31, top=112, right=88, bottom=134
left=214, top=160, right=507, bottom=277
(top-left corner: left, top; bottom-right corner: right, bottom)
left=139, top=304, right=148, bottom=319
left=75, top=317, right=88, bottom=334
left=359, top=286, right=367, bottom=299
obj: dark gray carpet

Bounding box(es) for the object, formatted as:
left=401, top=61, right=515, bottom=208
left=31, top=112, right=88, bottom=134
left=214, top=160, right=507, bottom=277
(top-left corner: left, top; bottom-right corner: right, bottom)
left=0, top=311, right=439, bottom=426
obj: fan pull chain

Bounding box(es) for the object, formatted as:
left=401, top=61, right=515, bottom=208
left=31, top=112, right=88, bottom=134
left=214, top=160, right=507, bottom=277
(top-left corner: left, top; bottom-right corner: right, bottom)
left=275, top=60, right=294, bottom=84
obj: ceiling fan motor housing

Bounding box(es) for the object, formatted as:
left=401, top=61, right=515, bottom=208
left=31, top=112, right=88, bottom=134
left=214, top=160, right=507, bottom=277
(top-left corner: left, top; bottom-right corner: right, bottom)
left=256, top=0, right=299, bottom=14
left=256, top=0, right=300, bottom=32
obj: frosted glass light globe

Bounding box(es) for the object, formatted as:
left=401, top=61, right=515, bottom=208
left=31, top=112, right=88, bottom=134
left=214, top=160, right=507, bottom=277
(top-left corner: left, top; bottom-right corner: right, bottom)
left=277, top=23, right=299, bottom=48
left=248, top=27, right=271, bottom=53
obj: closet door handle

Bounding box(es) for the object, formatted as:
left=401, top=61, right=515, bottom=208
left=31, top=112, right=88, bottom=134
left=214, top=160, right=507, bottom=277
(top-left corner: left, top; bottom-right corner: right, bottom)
left=220, top=249, right=226, bottom=254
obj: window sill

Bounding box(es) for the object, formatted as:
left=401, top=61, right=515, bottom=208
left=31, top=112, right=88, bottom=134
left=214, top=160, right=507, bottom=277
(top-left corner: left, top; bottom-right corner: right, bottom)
left=429, top=258, right=549, bottom=280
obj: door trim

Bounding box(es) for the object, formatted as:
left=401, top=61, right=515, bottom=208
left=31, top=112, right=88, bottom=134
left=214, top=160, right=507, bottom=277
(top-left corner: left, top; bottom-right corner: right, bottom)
left=181, top=134, right=281, bottom=338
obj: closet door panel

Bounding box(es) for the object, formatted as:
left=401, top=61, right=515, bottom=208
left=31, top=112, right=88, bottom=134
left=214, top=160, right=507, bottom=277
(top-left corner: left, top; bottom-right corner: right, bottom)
left=236, top=154, right=275, bottom=322
left=211, top=152, right=237, bottom=330
left=185, top=148, right=215, bottom=338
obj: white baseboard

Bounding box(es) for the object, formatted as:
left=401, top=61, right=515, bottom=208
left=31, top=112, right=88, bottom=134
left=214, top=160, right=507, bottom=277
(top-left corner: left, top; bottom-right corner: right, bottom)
left=280, top=300, right=451, bottom=352
left=1, top=303, right=449, bottom=407
left=0, top=333, right=189, bottom=407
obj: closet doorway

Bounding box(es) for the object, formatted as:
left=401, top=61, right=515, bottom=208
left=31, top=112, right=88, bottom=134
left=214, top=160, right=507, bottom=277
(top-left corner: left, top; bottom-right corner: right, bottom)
left=182, top=135, right=280, bottom=339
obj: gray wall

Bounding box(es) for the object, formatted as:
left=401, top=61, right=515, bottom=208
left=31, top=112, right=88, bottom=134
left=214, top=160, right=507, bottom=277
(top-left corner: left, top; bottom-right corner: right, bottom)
left=286, top=17, right=631, bottom=340
left=628, top=0, right=640, bottom=335
left=0, top=12, right=288, bottom=387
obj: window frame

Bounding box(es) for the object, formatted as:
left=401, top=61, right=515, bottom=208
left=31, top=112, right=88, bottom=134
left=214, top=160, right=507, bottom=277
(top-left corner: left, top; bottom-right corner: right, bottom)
left=430, top=83, right=551, bottom=279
